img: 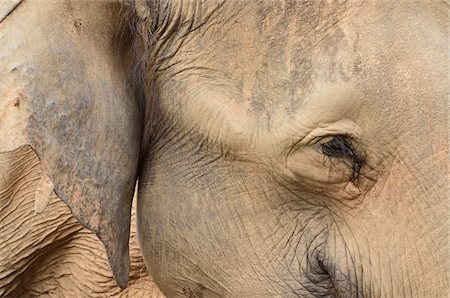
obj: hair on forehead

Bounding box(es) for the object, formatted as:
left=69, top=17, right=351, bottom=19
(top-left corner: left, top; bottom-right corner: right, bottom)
left=117, top=0, right=163, bottom=159
left=118, top=1, right=158, bottom=78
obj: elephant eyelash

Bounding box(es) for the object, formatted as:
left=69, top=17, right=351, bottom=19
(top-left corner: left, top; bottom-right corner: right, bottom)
left=321, top=135, right=366, bottom=182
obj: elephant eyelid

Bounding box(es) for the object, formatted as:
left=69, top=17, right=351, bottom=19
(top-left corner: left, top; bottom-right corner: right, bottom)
left=321, top=135, right=366, bottom=182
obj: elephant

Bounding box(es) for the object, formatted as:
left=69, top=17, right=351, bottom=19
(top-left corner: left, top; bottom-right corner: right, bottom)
left=0, top=0, right=448, bottom=297
left=0, top=145, right=164, bottom=297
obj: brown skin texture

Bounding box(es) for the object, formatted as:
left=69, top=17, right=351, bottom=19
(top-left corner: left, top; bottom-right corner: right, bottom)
left=0, top=0, right=141, bottom=287
left=0, top=146, right=164, bottom=297
left=0, top=0, right=163, bottom=295
left=135, top=0, right=449, bottom=297
left=1, top=0, right=448, bottom=297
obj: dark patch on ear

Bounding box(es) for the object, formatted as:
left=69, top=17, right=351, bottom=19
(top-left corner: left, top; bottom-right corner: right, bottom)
left=321, top=135, right=366, bottom=182
left=0, top=0, right=144, bottom=289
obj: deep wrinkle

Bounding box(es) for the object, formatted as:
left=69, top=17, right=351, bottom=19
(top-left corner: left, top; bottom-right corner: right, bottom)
left=0, top=0, right=23, bottom=24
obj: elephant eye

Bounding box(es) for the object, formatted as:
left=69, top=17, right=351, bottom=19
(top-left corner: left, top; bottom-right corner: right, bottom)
left=321, top=135, right=366, bottom=182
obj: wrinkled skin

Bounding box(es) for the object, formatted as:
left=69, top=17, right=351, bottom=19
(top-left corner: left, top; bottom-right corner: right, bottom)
left=1, top=0, right=448, bottom=297
left=137, top=0, right=449, bottom=296
left=0, top=147, right=164, bottom=296
left=0, top=1, right=163, bottom=296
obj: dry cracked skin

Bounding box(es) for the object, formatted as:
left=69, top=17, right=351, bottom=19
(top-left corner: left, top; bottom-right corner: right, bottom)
left=0, top=146, right=165, bottom=297
left=0, top=0, right=448, bottom=297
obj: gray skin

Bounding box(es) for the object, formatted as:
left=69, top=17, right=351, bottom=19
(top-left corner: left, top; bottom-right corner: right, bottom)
left=0, top=0, right=448, bottom=297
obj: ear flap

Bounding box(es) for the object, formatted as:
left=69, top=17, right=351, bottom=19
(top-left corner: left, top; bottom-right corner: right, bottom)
left=0, top=1, right=140, bottom=288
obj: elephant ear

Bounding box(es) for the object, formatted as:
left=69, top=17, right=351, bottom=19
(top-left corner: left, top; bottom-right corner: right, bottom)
left=0, top=1, right=140, bottom=288
left=0, top=0, right=22, bottom=24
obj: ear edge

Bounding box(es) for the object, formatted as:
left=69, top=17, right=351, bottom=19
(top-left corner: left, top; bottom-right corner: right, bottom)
left=30, top=145, right=137, bottom=289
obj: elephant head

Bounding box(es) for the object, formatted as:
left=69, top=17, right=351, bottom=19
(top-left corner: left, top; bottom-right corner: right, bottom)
left=1, top=0, right=448, bottom=297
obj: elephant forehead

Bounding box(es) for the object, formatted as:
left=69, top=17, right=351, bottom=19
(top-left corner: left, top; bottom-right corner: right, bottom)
left=154, top=0, right=365, bottom=151
left=153, top=0, right=446, bottom=153
left=156, top=0, right=359, bottom=105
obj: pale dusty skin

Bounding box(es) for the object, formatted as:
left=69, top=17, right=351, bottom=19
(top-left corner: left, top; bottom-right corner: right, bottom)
left=0, top=146, right=165, bottom=297
left=0, top=0, right=448, bottom=297
left=137, top=0, right=449, bottom=296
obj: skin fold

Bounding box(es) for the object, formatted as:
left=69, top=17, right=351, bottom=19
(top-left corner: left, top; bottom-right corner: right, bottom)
left=0, top=0, right=448, bottom=297
left=0, top=146, right=164, bottom=297
left=136, top=0, right=449, bottom=296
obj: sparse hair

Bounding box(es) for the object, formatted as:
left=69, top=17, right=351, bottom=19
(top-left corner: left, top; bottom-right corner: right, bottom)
left=117, top=0, right=160, bottom=161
